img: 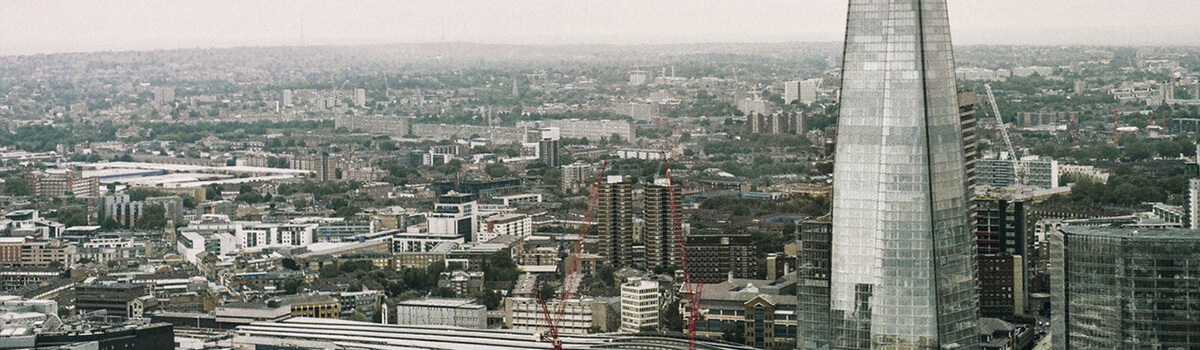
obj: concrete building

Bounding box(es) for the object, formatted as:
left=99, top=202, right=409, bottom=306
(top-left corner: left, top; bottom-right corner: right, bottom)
left=538, top=138, right=560, bottom=166
left=561, top=162, right=595, bottom=193
left=960, top=90, right=980, bottom=192
left=520, top=119, right=636, bottom=142
left=783, top=81, right=801, bottom=104
left=747, top=112, right=805, bottom=135
left=30, top=168, right=99, bottom=198
left=643, top=179, right=681, bottom=270
left=428, top=193, right=478, bottom=243
left=596, top=176, right=634, bottom=267
left=102, top=194, right=143, bottom=228
left=75, top=282, right=148, bottom=318
left=629, top=70, right=650, bottom=86
left=620, top=277, right=660, bottom=333
left=1052, top=226, right=1200, bottom=349
left=799, top=78, right=821, bottom=104
left=355, top=88, right=367, bottom=107
left=394, top=298, right=486, bottom=329
left=505, top=297, right=597, bottom=335
left=815, top=0, right=981, bottom=348
left=479, top=213, right=532, bottom=242
left=335, top=115, right=411, bottom=137
left=977, top=155, right=1060, bottom=189
left=684, top=232, right=756, bottom=283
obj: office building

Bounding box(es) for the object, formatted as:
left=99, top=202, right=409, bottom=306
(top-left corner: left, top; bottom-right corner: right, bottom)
left=643, top=179, right=681, bottom=270
left=814, top=0, right=980, bottom=348
left=977, top=254, right=1025, bottom=321
left=684, top=232, right=756, bottom=283
left=1187, top=178, right=1200, bottom=229
left=596, top=176, right=634, bottom=267
left=796, top=218, right=832, bottom=348
left=75, top=282, right=148, bottom=318
left=1052, top=226, right=1200, bottom=349
left=973, top=197, right=1029, bottom=256
left=538, top=138, right=560, bottom=166
left=428, top=193, right=478, bottom=243
left=506, top=297, right=598, bottom=335
left=394, top=298, right=486, bottom=329
left=689, top=277, right=799, bottom=349
left=620, top=277, right=660, bottom=333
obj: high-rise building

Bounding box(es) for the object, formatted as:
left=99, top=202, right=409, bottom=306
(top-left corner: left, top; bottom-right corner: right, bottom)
left=959, top=90, right=979, bottom=192
left=796, top=218, right=832, bottom=347
left=977, top=155, right=1059, bottom=189
left=800, top=78, right=822, bottom=104
left=102, top=194, right=144, bottom=228
left=784, top=81, right=801, bottom=104
left=972, top=196, right=1030, bottom=320
left=643, top=178, right=680, bottom=270
left=538, top=138, right=560, bottom=166
left=595, top=176, right=633, bottom=267
left=747, top=112, right=805, bottom=135
left=812, top=0, right=980, bottom=348
left=1052, top=226, right=1200, bottom=349
left=355, top=88, right=367, bottom=107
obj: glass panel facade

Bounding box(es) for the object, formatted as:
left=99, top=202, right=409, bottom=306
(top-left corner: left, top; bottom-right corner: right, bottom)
left=1052, top=227, right=1200, bottom=349
left=811, top=0, right=980, bottom=348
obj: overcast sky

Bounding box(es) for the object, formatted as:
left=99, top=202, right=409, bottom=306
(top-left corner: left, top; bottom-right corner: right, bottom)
left=2, top=0, right=1198, bottom=56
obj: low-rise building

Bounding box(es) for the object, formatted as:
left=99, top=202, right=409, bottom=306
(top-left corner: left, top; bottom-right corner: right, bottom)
left=394, top=298, right=487, bottom=329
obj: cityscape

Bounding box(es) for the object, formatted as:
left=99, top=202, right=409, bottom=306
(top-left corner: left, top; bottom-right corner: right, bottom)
left=2, top=1, right=1200, bottom=349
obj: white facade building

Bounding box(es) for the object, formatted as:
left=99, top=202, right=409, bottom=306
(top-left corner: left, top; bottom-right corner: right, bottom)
left=620, top=277, right=660, bottom=333
left=394, top=298, right=486, bottom=329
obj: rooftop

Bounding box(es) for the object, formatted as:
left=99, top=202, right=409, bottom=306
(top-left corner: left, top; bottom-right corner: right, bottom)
left=1060, top=226, right=1200, bottom=240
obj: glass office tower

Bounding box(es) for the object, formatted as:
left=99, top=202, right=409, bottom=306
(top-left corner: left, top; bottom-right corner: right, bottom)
left=804, top=0, right=981, bottom=349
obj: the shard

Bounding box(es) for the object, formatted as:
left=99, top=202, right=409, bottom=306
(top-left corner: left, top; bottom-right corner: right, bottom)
left=804, top=0, right=981, bottom=348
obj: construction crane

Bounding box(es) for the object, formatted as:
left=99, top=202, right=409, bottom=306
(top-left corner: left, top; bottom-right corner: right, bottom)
left=538, top=160, right=608, bottom=350
left=662, top=153, right=702, bottom=350
left=984, top=84, right=1023, bottom=186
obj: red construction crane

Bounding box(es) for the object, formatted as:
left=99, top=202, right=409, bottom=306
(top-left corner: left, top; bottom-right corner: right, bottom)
left=539, top=160, right=607, bottom=350
left=662, top=152, right=702, bottom=350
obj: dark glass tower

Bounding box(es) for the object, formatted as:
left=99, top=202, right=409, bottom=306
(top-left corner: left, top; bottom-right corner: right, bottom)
left=805, top=0, right=980, bottom=348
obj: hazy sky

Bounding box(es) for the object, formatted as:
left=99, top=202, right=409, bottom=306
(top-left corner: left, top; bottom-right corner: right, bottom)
left=2, top=0, right=1198, bottom=56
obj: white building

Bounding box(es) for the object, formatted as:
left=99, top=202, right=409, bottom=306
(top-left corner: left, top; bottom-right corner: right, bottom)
left=561, top=163, right=595, bottom=192
left=505, top=297, right=595, bottom=335
left=783, top=81, right=800, bottom=104
left=354, top=88, right=367, bottom=107
left=427, top=193, right=478, bottom=242
left=620, top=277, right=660, bottom=333
left=394, top=298, right=486, bottom=329
left=800, top=78, right=823, bottom=104
left=629, top=70, right=650, bottom=86
left=520, top=119, right=635, bottom=142
left=478, top=214, right=532, bottom=242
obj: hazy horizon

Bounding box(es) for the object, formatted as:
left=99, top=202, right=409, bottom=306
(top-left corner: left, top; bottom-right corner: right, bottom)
left=2, top=0, right=1200, bottom=57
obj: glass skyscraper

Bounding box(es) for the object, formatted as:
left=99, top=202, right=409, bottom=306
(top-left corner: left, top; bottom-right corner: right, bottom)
left=802, top=0, right=980, bottom=348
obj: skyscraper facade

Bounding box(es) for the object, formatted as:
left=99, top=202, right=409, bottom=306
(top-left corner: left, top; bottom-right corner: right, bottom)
left=809, top=0, right=980, bottom=348
left=643, top=179, right=680, bottom=270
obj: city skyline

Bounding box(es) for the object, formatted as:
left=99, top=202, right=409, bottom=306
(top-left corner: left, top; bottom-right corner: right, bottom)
left=3, top=0, right=1200, bottom=56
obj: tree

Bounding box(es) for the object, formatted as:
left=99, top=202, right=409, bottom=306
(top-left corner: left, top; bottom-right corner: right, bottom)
left=2, top=176, right=31, bottom=196
left=485, top=163, right=511, bottom=178
left=55, top=206, right=89, bottom=227
left=319, top=264, right=341, bottom=278
left=136, top=204, right=167, bottom=230
left=281, top=276, right=305, bottom=294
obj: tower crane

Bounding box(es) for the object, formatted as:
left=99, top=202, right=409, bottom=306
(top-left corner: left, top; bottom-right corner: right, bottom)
left=984, top=84, right=1023, bottom=187
left=663, top=152, right=702, bottom=350
left=538, top=161, right=607, bottom=350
